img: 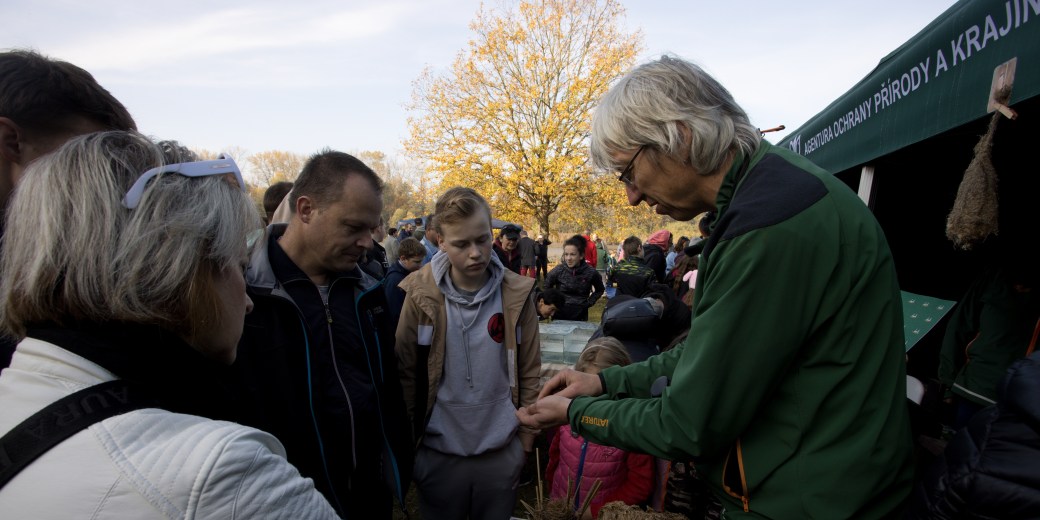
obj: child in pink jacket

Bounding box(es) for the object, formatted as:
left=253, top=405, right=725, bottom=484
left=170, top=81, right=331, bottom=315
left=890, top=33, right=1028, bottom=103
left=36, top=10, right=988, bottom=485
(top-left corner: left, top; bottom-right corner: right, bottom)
left=545, top=337, right=654, bottom=518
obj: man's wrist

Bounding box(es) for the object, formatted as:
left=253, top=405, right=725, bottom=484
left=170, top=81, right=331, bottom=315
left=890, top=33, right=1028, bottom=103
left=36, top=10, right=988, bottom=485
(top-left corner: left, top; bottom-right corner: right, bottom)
left=598, top=373, right=607, bottom=396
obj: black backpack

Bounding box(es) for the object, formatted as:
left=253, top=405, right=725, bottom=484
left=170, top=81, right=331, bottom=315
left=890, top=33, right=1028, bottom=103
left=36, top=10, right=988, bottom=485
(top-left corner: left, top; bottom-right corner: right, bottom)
left=595, top=296, right=660, bottom=362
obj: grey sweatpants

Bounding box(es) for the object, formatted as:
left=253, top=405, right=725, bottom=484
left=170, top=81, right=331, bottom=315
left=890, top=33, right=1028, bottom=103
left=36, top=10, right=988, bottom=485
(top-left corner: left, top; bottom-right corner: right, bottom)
left=414, top=436, right=525, bottom=520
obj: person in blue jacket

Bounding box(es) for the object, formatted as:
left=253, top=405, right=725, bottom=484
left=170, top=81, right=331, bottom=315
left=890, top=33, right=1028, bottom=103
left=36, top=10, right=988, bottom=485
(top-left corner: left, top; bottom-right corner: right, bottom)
left=384, top=237, right=427, bottom=330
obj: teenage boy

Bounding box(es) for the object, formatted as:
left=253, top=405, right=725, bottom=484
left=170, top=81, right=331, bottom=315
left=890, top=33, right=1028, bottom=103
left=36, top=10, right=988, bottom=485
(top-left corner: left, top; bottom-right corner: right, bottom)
left=396, top=187, right=541, bottom=520
left=384, top=237, right=426, bottom=329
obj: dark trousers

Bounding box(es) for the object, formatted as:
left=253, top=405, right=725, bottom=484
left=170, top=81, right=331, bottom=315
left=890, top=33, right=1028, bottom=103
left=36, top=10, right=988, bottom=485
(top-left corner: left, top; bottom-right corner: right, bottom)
left=414, top=437, right=525, bottom=520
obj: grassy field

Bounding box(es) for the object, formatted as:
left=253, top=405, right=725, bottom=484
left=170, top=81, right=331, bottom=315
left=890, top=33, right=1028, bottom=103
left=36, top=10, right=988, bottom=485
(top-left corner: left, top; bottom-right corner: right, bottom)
left=587, top=293, right=606, bottom=323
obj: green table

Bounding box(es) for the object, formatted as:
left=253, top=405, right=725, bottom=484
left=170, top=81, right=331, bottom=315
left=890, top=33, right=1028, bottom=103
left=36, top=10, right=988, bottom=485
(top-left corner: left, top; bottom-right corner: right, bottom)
left=902, top=291, right=956, bottom=352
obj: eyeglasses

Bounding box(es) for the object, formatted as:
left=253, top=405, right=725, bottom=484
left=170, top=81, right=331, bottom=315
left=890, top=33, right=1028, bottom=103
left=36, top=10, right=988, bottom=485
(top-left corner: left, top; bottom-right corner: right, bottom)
left=617, top=145, right=645, bottom=186
left=123, top=154, right=246, bottom=209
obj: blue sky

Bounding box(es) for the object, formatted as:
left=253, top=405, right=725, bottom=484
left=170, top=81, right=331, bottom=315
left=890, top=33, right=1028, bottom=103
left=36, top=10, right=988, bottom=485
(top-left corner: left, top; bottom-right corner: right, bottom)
left=4, top=0, right=957, bottom=172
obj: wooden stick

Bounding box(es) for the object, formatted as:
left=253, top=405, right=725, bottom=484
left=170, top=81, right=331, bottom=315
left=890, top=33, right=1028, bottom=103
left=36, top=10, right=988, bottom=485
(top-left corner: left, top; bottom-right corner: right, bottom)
left=993, top=102, right=1018, bottom=120
left=536, top=448, right=544, bottom=507
left=577, top=479, right=602, bottom=519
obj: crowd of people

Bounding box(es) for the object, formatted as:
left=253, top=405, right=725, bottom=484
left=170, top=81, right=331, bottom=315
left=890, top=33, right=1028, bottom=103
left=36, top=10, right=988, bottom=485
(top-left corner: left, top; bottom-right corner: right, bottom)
left=1, top=48, right=1036, bottom=520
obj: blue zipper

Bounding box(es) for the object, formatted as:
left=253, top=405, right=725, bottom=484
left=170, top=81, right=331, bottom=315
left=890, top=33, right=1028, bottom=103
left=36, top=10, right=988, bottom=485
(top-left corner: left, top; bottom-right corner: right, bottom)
left=298, top=312, right=345, bottom=515
left=573, top=439, right=589, bottom=511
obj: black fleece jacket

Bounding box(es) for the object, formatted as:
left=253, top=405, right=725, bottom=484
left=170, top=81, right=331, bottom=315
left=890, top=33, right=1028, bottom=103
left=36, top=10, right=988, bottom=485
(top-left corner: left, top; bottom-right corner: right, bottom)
left=232, top=228, right=412, bottom=520
left=911, top=351, right=1040, bottom=519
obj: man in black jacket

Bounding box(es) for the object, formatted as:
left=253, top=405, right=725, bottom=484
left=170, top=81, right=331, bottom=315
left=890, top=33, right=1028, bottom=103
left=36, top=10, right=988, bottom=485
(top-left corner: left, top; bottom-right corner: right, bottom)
left=518, top=229, right=538, bottom=278
left=360, top=216, right=389, bottom=279
left=536, top=234, right=552, bottom=280
left=233, top=151, right=412, bottom=520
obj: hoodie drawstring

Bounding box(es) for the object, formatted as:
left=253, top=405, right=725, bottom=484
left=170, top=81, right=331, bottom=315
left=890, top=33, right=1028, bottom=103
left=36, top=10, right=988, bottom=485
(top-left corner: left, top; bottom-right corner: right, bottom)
left=454, top=299, right=484, bottom=388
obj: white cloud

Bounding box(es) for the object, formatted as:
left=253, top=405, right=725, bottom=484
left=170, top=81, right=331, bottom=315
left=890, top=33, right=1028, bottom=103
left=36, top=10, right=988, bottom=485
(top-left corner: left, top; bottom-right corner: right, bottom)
left=49, top=4, right=411, bottom=72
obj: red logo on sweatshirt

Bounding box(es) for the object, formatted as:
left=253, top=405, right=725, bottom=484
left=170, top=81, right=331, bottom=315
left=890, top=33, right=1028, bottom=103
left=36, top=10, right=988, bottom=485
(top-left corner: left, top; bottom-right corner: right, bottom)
left=487, top=313, right=505, bottom=343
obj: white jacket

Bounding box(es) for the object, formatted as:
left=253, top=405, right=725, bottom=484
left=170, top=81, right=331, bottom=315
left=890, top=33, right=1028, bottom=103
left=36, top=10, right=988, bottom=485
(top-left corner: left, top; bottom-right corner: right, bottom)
left=0, top=337, right=340, bottom=519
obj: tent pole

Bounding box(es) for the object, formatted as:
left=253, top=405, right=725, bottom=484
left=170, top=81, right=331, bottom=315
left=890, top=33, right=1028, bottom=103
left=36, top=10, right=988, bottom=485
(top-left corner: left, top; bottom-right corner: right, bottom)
left=857, top=165, right=876, bottom=209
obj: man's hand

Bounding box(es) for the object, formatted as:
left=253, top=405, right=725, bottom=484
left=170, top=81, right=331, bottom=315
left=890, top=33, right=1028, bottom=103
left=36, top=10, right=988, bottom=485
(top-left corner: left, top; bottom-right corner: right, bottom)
left=538, top=368, right=603, bottom=400
left=516, top=395, right=571, bottom=429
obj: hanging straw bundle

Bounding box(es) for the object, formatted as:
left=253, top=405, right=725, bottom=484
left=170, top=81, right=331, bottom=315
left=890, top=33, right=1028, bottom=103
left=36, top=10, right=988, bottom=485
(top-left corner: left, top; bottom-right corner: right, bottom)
left=945, top=88, right=1010, bottom=250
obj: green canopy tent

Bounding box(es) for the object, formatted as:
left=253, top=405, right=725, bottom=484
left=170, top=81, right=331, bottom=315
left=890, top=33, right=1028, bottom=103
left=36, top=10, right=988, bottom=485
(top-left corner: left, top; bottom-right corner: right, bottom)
left=777, top=0, right=1040, bottom=374
left=779, top=0, right=1040, bottom=175
left=776, top=0, right=1039, bottom=300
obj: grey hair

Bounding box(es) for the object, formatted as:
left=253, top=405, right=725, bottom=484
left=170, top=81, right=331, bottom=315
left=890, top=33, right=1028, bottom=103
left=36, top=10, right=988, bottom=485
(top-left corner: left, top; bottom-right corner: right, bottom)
left=0, top=131, right=262, bottom=338
left=590, top=55, right=761, bottom=177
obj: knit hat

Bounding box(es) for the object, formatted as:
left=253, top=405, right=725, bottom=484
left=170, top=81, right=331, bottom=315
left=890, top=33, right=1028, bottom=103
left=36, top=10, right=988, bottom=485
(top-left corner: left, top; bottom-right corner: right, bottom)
left=646, top=229, right=671, bottom=249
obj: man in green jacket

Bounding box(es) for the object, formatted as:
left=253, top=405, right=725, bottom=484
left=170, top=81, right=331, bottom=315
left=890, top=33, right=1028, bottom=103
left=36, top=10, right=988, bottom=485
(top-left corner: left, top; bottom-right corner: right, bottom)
left=518, top=55, right=913, bottom=519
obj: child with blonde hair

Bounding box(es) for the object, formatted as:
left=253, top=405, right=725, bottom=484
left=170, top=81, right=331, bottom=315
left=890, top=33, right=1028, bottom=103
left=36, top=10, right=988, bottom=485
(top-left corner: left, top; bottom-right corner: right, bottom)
left=545, top=337, right=654, bottom=518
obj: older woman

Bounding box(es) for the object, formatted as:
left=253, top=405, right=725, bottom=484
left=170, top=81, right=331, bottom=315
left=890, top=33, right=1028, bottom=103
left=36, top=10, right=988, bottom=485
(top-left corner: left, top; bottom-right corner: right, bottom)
left=0, top=132, right=338, bottom=518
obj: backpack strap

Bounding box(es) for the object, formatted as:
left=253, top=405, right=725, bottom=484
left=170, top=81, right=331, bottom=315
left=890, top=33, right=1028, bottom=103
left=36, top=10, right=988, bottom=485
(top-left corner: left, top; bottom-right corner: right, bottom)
left=0, top=379, right=156, bottom=489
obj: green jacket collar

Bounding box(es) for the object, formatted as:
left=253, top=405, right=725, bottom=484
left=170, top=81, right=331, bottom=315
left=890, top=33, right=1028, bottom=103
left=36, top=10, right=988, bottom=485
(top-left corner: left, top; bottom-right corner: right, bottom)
left=714, top=142, right=769, bottom=215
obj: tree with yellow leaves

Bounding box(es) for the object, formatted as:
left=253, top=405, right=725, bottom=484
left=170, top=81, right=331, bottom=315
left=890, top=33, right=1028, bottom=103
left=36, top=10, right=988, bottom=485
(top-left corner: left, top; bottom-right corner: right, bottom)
left=405, top=0, right=642, bottom=236
left=247, top=150, right=307, bottom=187
left=356, top=150, right=435, bottom=223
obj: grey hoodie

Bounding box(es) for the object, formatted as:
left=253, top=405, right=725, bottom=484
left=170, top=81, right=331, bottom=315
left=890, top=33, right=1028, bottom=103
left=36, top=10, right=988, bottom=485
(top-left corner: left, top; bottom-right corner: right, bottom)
left=421, top=252, right=520, bottom=456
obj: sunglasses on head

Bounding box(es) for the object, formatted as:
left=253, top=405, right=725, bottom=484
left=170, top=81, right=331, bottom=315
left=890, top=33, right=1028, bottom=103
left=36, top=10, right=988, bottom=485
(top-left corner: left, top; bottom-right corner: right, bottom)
left=122, top=153, right=246, bottom=209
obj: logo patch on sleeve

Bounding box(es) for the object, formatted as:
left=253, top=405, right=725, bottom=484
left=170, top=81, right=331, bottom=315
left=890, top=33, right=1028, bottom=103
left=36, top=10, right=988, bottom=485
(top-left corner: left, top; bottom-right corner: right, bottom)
left=581, top=415, right=609, bottom=428
left=487, top=312, right=505, bottom=344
